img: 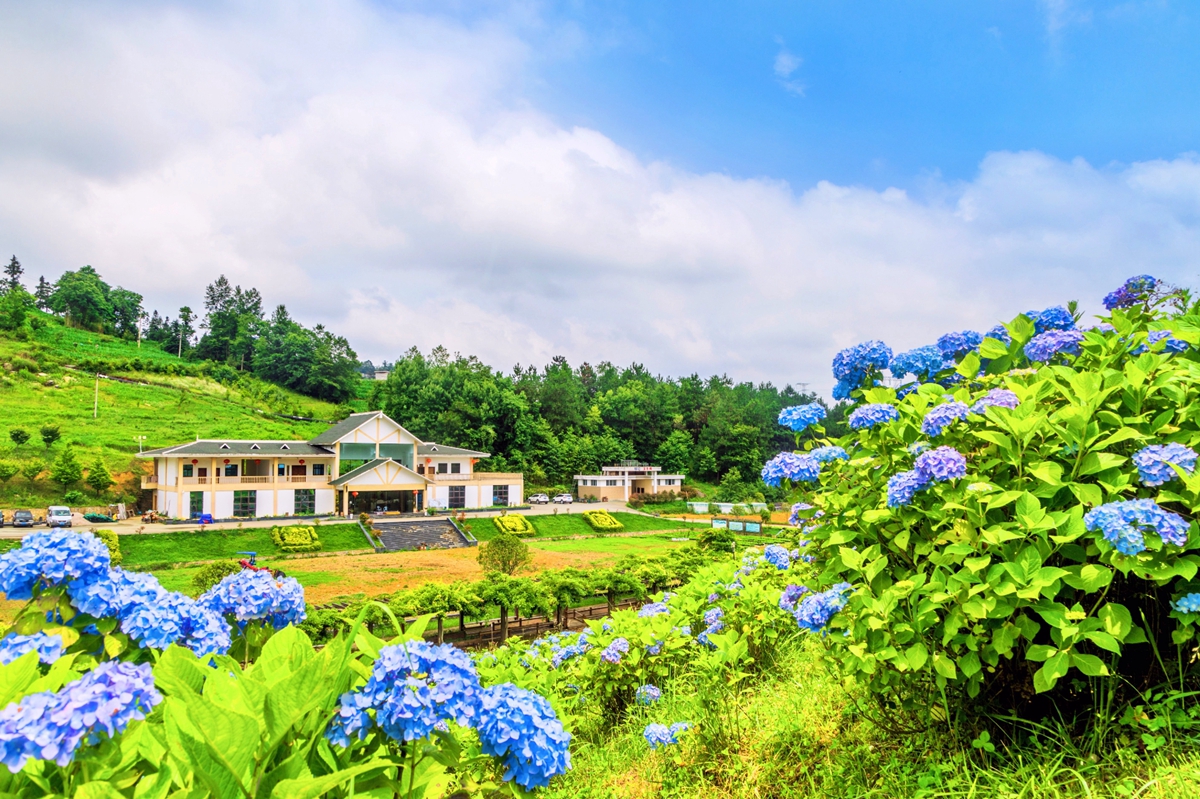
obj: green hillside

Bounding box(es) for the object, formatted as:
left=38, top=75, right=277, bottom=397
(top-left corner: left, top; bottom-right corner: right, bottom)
left=0, top=316, right=350, bottom=509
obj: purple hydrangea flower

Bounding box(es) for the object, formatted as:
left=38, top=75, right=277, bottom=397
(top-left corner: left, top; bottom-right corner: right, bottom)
left=848, top=403, right=899, bottom=430
left=779, top=584, right=810, bottom=612
left=644, top=722, right=691, bottom=749
left=635, top=684, right=661, bottom=705
left=600, top=638, right=630, bottom=664
left=914, top=446, right=967, bottom=483
left=1024, top=330, right=1084, bottom=362
left=1104, top=275, right=1160, bottom=310
left=794, top=583, right=852, bottom=633
left=983, top=324, right=1011, bottom=345
left=886, top=470, right=930, bottom=508
left=0, top=633, right=64, bottom=666
left=937, top=331, right=983, bottom=359
left=1084, top=499, right=1191, bottom=556
left=199, top=569, right=307, bottom=629
left=832, top=340, right=893, bottom=387
left=810, top=445, right=849, bottom=463
left=0, top=530, right=111, bottom=601
left=1173, top=594, right=1200, bottom=614
left=638, top=602, right=669, bottom=618
left=971, top=388, right=1020, bottom=414
left=763, top=544, right=791, bottom=570
left=921, top=402, right=969, bottom=437
left=761, top=452, right=821, bottom=487
left=1132, top=330, right=1189, bottom=355
left=1132, top=443, right=1198, bottom=487
left=1032, top=306, right=1076, bottom=333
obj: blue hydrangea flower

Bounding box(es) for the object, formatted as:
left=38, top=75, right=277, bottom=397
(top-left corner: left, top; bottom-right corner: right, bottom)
left=600, top=637, right=630, bottom=665
left=1104, top=275, right=1160, bottom=310
left=763, top=544, right=791, bottom=570
left=890, top=346, right=947, bottom=382
left=1084, top=499, right=1191, bottom=556
left=793, top=583, right=853, bottom=633
left=328, top=640, right=482, bottom=746
left=760, top=452, right=821, bottom=487
left=832, top=340, right=893, bottom=396
left=638, top=602, right=669, bottom=618
left=1032, top=306, right=1076, bottom=333
left=971, top=388, right=1020, bottom=414
left=921, top=401, right=969, bottom=437
left=199, top=569, right=307, bottom=628
left=635, top=684, right=662, bottom=705
left=914, top=446, right=967, bottom=483
left=1024, top=330, right=1084, bottom=362
left=810, top=445, right=849, bottom=464
left=550, top=634, right=592, bottom=669
left=475, top=683, right=571, bottom=790
left=848, top=403, right=899, bottom=430
left=644, top=722, right=691, bottom=749
left=644, top=639, right=663, bottom=655
left=777, top=404, right=826, bottom=432
left=788, top=502, right=812, bottom=526
left=0, top=530, right=111, bottom=601
left=1173, top=594, right=1200, bottom=614
left=779, top=584, right=810, bottom=612
left=122, top=593, right=231, bottom=656
left=0, top=633, right=64, bottom=666
left=1132, top=330, right=1189, bottom=355
left=983, top=324, right=1011, bottom=345
left=937, top=331, right=983, bottom=359
left=68, top=568, right=167, bottom=619
left=886, top=470, right=930, bottom=508
left=696, top=607, right=725, bottom=647
left=0, top=661, right=160, bottom=772
left=1132, top=443, right=1198, bottom=487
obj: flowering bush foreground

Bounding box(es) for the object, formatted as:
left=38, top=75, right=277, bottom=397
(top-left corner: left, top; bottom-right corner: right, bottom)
left=763, top=275, right=1200, bottom=722
left=0, top=530, right=573, bottom=797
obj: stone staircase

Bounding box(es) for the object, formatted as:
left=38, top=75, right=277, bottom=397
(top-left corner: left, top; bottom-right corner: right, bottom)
left=372, top=519, right=471, bottom=551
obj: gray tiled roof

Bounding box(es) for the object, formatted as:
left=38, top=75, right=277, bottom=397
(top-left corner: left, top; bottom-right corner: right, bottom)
left=417, top=443, right=490, bottom=458
left=328, top=458, right=430, bottom=487
left=138, top=441, right=333, bottom=458
left=307, top=411, right=385, bottom=445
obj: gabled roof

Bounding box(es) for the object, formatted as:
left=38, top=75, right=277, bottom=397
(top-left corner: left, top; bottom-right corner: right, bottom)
left=328, top=458, right=430, bottom=487
left=308, top=411, right=387, bottom=446
left=139, top=441, right=333, bottom=458
left=417, top=443, right=490, bottom=458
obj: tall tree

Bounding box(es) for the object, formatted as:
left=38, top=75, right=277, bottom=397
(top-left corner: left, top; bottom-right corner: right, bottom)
left=50, top=447, right=82, bottom=489
left=175, top=306, right=195, bottom=357
left=48, top=266, right=112, bottom=329
left=2, top=255, right=23, bottom=294
left=477, top=533, right=532, bottom=576
left=109, top=287, right=144, bottom=339
left=33, top=277, right=53, bottom=310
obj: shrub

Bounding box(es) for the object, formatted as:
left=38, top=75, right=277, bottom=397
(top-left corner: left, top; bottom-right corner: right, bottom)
left=0, top=460, right=18, bottom=484
left=778, top=278, right=1200, bottom=723
left=62, top=489, right=86, bottom=505
left=191, top=560, right=244, bottom=593
left=270, top=525, right=321, bottom=553
left=91, top=529, right=122, bottom=566
left=477, top=533, right=532, bottom=575
left=582, top=509, right=624, bottom=532
left=493, top=513, right=535, bottom=536
left=697, top=526, right=735, bottom=552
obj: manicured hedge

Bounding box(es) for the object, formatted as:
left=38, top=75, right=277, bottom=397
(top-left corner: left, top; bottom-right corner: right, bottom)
left=493, top=513, right=535, bottom=536
left=581, top=509, right=624, bottom=532
left=270, top=524, right=321, bottom=553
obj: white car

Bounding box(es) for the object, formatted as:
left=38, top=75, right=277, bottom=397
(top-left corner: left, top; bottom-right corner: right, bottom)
left=527, top=493, right=549, bottom=504
left=552, top=493, right=573, bottom=504
left=47, top=506, right=73, bottom=528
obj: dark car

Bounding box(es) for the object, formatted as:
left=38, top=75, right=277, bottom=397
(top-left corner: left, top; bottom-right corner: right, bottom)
left=11, top=510, right=34, bottom=528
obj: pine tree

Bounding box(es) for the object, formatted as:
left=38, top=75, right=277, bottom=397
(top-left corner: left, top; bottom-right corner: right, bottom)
left=2, top=255, right=22, bottom=294
left=50, top=447, right=83, bottom=488
left=34, top=276, right=53, bottom=310
left=85, top=457, right=114, bottom=495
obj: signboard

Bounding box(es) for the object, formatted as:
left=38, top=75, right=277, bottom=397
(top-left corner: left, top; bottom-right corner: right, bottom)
left=744, top=522, right=762, bottom=533
left=711, top=519, right=728, bottom=529
left=729, top=521, right=745, bottom=532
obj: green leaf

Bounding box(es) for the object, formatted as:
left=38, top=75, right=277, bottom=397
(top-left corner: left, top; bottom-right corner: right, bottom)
left=956, top=351, right=981, bottom=379
left=0, top=651, right=41, bottom=708
left=270, top=762, right=395, bottom=799
left=1028, top=461, right=1063, bottom=487
left=1084, top=631, right=1121, bottom=653
left=1071, top=653, right=1109, bottom=677
left=979, top=337, right=1009, bottom=359
left=1033, top=651, right=1070, bottom=693
left=1026, top=644, right=1056, bottom=662
left=74, top=784, right=127, bottom=799
left=1061, top=564, right=1113, bottom=592
left=933, top=653, right=957, bottom=679
left=1092, top=427, right=1144, bottom=450
left=1068, top=482, right=1103, bottom=508
left=1099, top=603, right=1133, bottom=640
left=904, top=643, right=929, bottom=671
left=1079, top=452, right=1126, bottom=476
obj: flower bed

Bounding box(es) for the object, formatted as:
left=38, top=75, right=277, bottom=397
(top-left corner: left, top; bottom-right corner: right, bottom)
left=581, top=509, right=624, bottom=532
left=269, top=523, right=322, bottom=552
left=492, top=513, right=535, bottom=536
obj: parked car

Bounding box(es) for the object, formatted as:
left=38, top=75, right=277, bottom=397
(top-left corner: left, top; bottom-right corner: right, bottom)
left=47, top=506, right=73, bottom=528
left=552, top=493, right=574, bottom=504
left=527, top=493, right=549, bottom=504
left=11, top=510, right=34, bottom=528
left=0, top=510, right=4, bottom=527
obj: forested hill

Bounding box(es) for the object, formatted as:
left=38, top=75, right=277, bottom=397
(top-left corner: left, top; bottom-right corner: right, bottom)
left=0, top=255, right=844, bottom=499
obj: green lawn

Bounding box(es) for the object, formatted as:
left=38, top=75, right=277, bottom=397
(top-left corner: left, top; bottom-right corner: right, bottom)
left=149, top=562, right=349, bottom=597
left=119, top=522, right=372, bottom=567
left=527, top=534, right=691, bottom=558
left=461, top=511, right=706, bottom=541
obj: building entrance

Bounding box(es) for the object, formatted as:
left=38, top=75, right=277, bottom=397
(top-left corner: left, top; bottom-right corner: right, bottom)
left=347, top=490, right=422, bottom=515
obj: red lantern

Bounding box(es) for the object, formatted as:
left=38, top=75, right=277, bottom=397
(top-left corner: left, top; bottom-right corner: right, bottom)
left=299, top=459, right=305, bottom=464
left=255, top=459, right=260, bottom=464
left=191, top=459, right=198, bottom=464
left=223, top=459, right=230, bottom=464
left=351, top=491, right=358, bottom=497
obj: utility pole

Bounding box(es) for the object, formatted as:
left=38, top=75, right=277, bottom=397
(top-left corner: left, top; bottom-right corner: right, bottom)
left=134, top=435, right=146, bottom=453
left=93, top=374, right=99, bottom=419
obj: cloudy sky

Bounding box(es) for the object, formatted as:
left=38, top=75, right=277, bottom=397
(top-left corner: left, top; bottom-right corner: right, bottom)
left=2, top=1, right=1199, bottom=393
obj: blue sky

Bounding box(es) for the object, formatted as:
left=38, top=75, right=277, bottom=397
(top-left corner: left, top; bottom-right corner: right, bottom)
left=505, top=1, right=1200, bottom=190
left=1, top=1, right=1199, bottom=391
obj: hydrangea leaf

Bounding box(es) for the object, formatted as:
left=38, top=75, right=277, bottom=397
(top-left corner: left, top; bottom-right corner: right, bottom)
left=1070, top=653, right=1109, bottom=677
left=270, top=762, right=396, bottom=799
left=1032, top=651, right=1069, bottom=693
left=979, top=337, right=1010, bottom=359
left=1068, top=482, right=1104, bottom=508
left=956, top=351, right=981, bottom=379
left=1061, top=564, right=1113, bottom=593
left=1098, top=603, right=1133, bottom=640
left=1079, top=452, right=1127, bottom=476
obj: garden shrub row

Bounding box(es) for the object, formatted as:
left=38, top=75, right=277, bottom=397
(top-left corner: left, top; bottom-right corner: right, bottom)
left=582, top=509, right=624, bottom=532
left=270, top=524, right=321, bottom=552
left=492, top=513, right=535, bottom=536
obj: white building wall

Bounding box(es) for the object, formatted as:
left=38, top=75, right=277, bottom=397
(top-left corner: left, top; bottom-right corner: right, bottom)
left=315, top=490, right=335, bottom=514
left=203, top=492, right=213, bottom=515
left=256, top=490, right=273, bottom=518
left=214, top=492, right=234, bottom=519
left=165, top=459, right=177, bottom=485
left=158, top=490, right=175, bottom=518
left=277, top=489, right=295, bottom=516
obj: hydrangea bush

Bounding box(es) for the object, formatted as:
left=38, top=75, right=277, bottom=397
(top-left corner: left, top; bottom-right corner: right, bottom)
left=773, top=277, right=1200, bottom=720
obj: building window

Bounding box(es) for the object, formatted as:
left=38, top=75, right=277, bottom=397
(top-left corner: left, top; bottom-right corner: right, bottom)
left=278, top=463, right=286, bottom=476
left=450, top=462, right=461, bottom=474
left=232, top=491, right=255, bottom=517
left=437, top=463, right=449, bottom=474
left=417, top=465, right=425, bottom=474
left=590, top=480, right=598, bottom=486
left=493, top=485, right=508, bottom=505
left=449, top=485, right=465, bottom=508
left=312, top=464, right=325, bottom=476
left=182, top=464, right=194, bottom=478
left=294, top=489, right=315, bottom=515
left=606, top=479, right=618, bottom=486
left=189, top=491, right=203, bottom=518
left=224, top=463, right=238, bottom=477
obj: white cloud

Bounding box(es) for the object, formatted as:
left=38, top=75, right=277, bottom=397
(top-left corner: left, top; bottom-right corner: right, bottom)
left=772, top=44, right=805, bottom=96
left=1, top=2, right=1199, bottom=397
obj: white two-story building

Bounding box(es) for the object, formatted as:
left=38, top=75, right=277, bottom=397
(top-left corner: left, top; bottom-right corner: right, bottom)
left=139, top=411, right=523, bottom=519
left=574, top=461, right=685, bottom=502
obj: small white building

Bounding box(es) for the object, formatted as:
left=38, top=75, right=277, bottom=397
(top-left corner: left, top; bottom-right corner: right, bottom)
left=139, top=411, right=523, bottom=519
left=574, top=461, right=684, bottom=502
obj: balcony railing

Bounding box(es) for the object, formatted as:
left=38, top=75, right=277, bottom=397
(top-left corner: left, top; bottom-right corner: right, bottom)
left=424, top=472, right=523, bottom=483
left=161, top=475, right=330, bottom=488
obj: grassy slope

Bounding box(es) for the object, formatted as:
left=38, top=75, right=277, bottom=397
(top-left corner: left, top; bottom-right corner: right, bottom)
left=119, top=523, right=372, bottom=567
left=0, top=319, right=344, bottom=507
left=466, top=512, right=709, bottom=541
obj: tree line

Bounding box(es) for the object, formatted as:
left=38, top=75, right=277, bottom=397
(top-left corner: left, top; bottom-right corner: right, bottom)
left=0, top=257, right=360, bottom=403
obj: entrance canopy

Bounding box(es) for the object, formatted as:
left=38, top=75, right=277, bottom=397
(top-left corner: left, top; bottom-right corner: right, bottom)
left=330, top=458, right=429, bottom=492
